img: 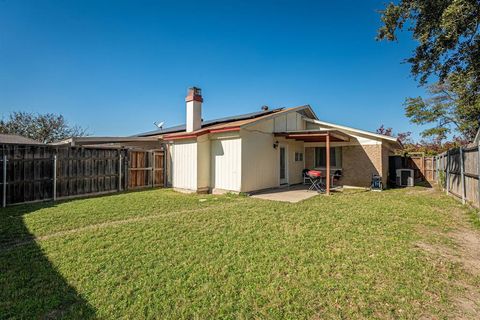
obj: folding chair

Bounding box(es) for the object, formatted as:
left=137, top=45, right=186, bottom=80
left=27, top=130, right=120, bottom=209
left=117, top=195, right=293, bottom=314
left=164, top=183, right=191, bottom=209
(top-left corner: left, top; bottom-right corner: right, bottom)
left=302, top=168, right=311, bottom=185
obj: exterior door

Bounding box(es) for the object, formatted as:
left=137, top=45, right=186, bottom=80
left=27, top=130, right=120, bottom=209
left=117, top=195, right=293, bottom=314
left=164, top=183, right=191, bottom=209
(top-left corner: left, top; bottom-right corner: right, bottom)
left=279, top=146, right=288, bottom=185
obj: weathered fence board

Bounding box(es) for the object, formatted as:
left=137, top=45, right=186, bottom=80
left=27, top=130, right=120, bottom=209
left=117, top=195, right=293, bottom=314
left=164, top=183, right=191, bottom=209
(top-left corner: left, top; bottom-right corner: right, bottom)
left=435, top=144, right=479, bottom=208
left=1, top=144, right=165, bottom=207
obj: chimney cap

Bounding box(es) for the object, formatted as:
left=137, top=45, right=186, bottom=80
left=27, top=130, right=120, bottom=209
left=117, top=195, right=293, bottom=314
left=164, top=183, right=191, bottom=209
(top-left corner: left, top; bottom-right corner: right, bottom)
left=186, top=86, right=203, bottom=102
left=188, top=87, right=202, bottom=95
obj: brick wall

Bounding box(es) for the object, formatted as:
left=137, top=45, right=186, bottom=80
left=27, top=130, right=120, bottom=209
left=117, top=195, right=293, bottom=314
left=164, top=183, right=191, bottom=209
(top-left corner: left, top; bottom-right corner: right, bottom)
left=341, top=145, right=383, bottom=187
left=381, top=144, right=393, bottom=186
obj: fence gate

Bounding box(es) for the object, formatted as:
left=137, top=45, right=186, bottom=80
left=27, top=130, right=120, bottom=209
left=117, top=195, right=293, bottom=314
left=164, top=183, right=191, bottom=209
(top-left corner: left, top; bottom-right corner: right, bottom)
left=127, top=150, right=165, bottom=189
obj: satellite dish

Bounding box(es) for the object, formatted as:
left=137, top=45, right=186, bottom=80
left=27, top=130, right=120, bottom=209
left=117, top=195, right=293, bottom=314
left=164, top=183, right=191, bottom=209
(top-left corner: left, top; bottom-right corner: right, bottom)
left=154, top=121, right=165, bottom=129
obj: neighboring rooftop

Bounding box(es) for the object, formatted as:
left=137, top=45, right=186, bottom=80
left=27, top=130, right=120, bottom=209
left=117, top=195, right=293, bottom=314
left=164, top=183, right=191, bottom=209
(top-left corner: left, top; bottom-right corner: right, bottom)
left=0, top=134, right=44, bottom=145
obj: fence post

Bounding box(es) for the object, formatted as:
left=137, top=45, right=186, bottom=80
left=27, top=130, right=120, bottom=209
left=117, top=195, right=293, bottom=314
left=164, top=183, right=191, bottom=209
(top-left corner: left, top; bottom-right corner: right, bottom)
left=477, top=141, right=480, bottom=208
left=2, top=155, right=7, bottom=208
left=53, top=154, right=57, bottom=201
left=151, top=151, right=155, bottom=188
left=118, top=151, right=122, bottom=191
left=163, top=147, right=167, bottom=187
left=460, top=147, right=466, bottom=205
left=125, top=150, right=129, bottom=190
left=446, top=150, right=450, bottom=195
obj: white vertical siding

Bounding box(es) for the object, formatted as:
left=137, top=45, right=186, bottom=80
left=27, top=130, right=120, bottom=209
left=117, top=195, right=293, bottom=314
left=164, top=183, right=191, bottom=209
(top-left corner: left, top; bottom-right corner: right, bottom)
left=240, top=128, right=278, bottom=192
left=286, top=112, right=297, bottom=131
left=172, top=141, right=197, bottom=190
left=274, top=115, right=287, bottom=132
left=211, top=138, right=241, bottom=191
left=272, top=111, right=305, bottom=132
left=296, top=112, right=305, bottom=130
left=197, top=137, right=211, bottom=191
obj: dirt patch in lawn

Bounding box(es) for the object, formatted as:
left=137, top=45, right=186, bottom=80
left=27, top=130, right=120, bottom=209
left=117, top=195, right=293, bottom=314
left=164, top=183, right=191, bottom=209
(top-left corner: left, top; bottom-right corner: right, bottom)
left=416, top=226, right=480, bottom=318
left=417, top=228, right=480, bottom=276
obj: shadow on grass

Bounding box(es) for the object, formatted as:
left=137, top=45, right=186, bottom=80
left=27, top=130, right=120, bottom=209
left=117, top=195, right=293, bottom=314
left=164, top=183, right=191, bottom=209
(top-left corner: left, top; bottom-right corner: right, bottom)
left=0, top=203, right=95, bottom=319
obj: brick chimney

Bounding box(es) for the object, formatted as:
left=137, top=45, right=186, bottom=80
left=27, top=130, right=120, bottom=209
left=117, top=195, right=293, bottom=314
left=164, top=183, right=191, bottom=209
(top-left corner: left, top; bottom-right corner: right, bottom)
left=185, top=87, right=203, bottom=132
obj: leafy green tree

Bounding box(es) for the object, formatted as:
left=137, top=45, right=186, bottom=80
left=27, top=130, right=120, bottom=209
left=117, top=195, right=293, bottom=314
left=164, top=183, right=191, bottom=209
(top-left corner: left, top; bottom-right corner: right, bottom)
left=405, top=73, right=480, bottom=140
left=377, top=0, right=480, bottom=141
left=0, top=111, right=88, bottom=143
left=377, top=0, right=480, bottom=87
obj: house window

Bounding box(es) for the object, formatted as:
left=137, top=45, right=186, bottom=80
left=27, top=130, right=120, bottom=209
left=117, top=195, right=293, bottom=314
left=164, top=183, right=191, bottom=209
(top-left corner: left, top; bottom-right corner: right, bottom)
left=314, top=147, right=342, bottom=168
left=295, top=152, right=303, bottom=162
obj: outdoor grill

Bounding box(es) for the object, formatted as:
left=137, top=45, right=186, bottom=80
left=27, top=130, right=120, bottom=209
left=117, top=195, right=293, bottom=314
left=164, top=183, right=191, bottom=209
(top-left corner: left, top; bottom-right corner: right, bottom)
left=306, top=170, right=326, bottom=193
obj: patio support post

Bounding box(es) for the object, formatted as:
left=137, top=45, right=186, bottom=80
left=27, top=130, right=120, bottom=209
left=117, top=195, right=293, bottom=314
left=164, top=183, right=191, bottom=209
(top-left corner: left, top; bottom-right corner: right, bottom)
left=326, top=132, right=330, bottom=195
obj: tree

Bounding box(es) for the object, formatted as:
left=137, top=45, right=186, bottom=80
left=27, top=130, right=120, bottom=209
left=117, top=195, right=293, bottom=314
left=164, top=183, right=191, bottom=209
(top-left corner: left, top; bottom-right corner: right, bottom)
left=377, top=0, right=480, bottom=88
left=0, top=112, right=88, bottom=143
left=375, top=124, right=393, bottom=137
left=404, top=73, right=480, bottom=141
left=376, top=124, right=467, bottom=155
left=377, top=0, right=480, bottom=142
left=376, top=125, right=413, bottom=145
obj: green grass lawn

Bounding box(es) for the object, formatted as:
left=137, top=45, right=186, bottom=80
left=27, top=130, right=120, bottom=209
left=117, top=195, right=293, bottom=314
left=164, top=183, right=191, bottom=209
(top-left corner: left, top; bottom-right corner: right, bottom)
left=1, top=187, right=479, bottom=319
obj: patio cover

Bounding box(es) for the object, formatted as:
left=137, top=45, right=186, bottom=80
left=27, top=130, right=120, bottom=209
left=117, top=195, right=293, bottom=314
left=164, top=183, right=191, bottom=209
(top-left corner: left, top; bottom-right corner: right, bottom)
left=274, top=129, right=350, bottom=142
left=274, top=129, right=351, bottom=195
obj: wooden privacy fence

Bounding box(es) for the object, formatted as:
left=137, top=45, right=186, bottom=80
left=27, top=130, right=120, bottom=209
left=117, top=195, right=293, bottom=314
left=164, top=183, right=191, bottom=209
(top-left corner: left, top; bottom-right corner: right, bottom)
left=405, top=154, right=436, bottom=182
left=0, top=144, right=165, bottom=207
left=435, top=144, right=480, bottom=208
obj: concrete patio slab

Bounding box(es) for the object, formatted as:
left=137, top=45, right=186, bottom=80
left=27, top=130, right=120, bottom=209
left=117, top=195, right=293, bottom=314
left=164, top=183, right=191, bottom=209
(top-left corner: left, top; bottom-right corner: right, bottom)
left=250, top=185, right=319, bottom=203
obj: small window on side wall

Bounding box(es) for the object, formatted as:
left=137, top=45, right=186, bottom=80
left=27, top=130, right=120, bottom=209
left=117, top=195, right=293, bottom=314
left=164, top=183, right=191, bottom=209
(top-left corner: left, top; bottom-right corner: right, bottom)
left=294, top=152, right=304, bottom=162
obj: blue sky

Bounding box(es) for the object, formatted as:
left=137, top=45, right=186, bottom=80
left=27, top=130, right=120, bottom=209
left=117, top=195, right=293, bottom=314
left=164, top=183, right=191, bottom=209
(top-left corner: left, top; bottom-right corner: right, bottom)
left=0, top=0, right=427, bottom=138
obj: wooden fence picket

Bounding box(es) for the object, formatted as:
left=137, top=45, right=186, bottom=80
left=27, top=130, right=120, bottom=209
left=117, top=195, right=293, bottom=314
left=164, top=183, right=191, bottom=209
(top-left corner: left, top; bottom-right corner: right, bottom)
left=0, top=144, right=165, bottom=207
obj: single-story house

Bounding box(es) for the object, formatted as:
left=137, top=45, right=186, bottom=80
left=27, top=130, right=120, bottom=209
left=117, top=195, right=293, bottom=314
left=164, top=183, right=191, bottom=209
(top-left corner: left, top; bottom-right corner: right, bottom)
left=136, top=87, right=401, bottom=194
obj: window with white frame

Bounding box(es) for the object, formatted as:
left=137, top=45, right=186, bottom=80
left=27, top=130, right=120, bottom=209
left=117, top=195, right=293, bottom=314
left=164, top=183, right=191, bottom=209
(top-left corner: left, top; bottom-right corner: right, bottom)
left=314, top=147, right=342, bottom=168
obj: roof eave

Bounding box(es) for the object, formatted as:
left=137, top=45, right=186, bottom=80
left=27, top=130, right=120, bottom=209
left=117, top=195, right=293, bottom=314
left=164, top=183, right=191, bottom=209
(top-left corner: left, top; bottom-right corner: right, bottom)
left=306, top=118, right=399, bottom=143
left=164, top=126, right=241, bottom=141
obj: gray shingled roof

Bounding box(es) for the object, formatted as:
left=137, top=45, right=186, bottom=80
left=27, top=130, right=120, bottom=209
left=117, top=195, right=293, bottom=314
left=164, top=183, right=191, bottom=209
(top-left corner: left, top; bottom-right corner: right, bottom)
left=134, top=108, right=282, bottom=137
left=0, top=134, right=44, bottom=145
